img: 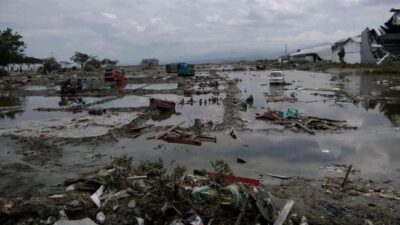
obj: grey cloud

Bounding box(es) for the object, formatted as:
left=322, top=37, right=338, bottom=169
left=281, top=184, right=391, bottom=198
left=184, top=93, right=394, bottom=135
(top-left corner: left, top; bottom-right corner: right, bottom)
left=0, top=0, right=399, bottom=64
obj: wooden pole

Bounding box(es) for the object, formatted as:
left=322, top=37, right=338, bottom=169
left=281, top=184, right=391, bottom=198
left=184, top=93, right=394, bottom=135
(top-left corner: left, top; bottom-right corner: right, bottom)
left=341, top=165, right=352, bottom=189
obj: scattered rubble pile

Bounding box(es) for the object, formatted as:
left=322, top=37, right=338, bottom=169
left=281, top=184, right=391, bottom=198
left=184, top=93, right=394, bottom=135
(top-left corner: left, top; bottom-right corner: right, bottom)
left=0, top=157, right=296, bottom=225
left=148, top=121, right=217, bottom=146
left=322, top=177, right=400, bottom=200
left=321, top=164, right=400, bottom=201
left=266, top=95, right=297, bottom=103
left=0, top=77, right=30, bottom=86
left=256, top=110, right=357, bottom=134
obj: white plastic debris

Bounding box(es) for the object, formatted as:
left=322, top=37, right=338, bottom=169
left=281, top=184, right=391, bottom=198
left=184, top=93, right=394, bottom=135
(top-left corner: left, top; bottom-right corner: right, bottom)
left=128, top=199, right=136, bottom=208
left=65, top=184, right=76, bottom=192
left=136, top=217, right=145, bottom=225
left=59, top=210, right=68, bottom=220
left=90, top=185, right=104, bottom=208
left=96, top=211, right=105, bottom=224
left=53, top=218, right=98, bottom=225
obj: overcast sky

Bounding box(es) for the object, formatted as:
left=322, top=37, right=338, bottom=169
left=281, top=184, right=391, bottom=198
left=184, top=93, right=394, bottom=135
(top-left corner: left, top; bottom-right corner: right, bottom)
left=0, top=0, right=399, bottom=64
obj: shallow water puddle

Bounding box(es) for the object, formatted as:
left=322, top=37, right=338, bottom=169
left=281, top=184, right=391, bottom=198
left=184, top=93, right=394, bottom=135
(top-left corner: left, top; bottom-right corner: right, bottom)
left=0, top=96, right=102, bottom=127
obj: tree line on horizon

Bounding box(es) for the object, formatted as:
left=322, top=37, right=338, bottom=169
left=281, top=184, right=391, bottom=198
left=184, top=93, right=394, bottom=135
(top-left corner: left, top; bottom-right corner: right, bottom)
left=0, top=28, right=119, bottom=75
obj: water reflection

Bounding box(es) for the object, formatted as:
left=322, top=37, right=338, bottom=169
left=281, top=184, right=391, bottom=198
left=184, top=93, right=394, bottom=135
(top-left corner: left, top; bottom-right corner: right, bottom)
left=337, top=74, right=400, bottom=126
left=0, top=96, right=23, bottom=119
left=269, top=85, right=285, bottom=96
left=53, top=132, right=400, bottom=183
left=226, top=70, right=400, bottom=128
left=0, top=96, right=101, bottom=127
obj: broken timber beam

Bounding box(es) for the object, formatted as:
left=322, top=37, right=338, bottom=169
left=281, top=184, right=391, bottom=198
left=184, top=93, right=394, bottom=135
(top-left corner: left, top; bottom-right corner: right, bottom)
left=273, top=200, right=295, bottom=225
left=195, top=135, right=217, bottom=142
left=155, top=121, right=185, bottom=139
left=293, top=121, right=315, bottom=135
left=161, top=136, right=202, bottom=146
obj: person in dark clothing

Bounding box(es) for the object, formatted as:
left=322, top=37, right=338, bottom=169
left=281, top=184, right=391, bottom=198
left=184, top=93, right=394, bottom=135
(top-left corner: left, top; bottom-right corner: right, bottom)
left=61, top=79, right=76, bottom=94
left=76, top=79, right=83, bottom=91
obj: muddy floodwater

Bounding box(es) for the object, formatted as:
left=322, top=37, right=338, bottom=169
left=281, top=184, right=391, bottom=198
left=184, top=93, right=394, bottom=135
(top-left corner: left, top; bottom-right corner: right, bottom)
left=1, top=69, right=400, bottom=196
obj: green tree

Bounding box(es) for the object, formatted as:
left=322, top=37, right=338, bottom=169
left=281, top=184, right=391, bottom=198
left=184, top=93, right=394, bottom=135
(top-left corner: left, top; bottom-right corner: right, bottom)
left=101, top=58, right=118, bottom=66
left=110, top=59, right=118, bottom=66
left=23, top=56, right=43, bottom=64
left=85, top=57, right=101, bottom=70
left=70, top=52, right=90, bottom=69
left=0, top=28, right=26, bottom=67
left=42, top=57, right=61, bottom=74
left=23, top=56, right=43, bottom=70
left=338, top=48, right=345, bottom=63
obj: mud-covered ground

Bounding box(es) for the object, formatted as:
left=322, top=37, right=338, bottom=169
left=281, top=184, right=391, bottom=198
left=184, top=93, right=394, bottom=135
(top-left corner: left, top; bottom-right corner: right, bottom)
left=1, top=65, right=400, bottom=224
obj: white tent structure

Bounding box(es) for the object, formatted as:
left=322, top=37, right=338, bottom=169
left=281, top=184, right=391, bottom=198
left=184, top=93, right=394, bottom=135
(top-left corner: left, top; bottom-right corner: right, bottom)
left=290, top=45, right=333, bottom=63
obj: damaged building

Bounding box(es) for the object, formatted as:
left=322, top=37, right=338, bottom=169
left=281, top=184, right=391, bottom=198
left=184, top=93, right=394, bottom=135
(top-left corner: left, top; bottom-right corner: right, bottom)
left=287, top=9, right=400, bottom=64
left=378, top=8, right=400, bottom=62
left=331, top=28, right=382, bottom=64
left=140, top=58, right=159, bottom=68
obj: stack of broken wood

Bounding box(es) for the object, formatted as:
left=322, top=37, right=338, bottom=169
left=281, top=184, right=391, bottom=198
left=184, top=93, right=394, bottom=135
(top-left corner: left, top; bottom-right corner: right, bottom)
left=148, top=121, right=217, bottom=146
left=256, top=110, right=357, bottom=134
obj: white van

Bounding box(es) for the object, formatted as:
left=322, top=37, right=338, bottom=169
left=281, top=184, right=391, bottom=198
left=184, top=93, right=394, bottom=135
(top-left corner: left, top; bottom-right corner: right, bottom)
left=269, top=71, right=285, bottom=85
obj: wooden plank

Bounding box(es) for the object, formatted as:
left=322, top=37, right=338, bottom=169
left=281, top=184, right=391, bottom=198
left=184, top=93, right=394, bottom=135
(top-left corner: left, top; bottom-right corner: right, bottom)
left=266, top=173, right=291, bottom=180
left=161, top=136, right=202, bottom=146
left=307, top=116, right=345, bottom=123
left=294, top=121, right=315, bottom=135
left=196, top=135, right=217, bottom=142
left=155, top=121, right=185, bottom=139
left=110, top=130, right=119, bottom=142
left=273, top=200, right=295, bottom=225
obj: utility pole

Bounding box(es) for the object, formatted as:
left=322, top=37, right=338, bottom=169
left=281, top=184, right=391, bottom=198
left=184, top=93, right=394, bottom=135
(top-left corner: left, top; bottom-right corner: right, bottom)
left=285, top=44, right=288, bottom=55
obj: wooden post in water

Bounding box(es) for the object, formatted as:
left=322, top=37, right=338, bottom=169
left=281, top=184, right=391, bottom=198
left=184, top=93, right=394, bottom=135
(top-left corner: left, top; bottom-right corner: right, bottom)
left=341, top=164, right=352, bottom=189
